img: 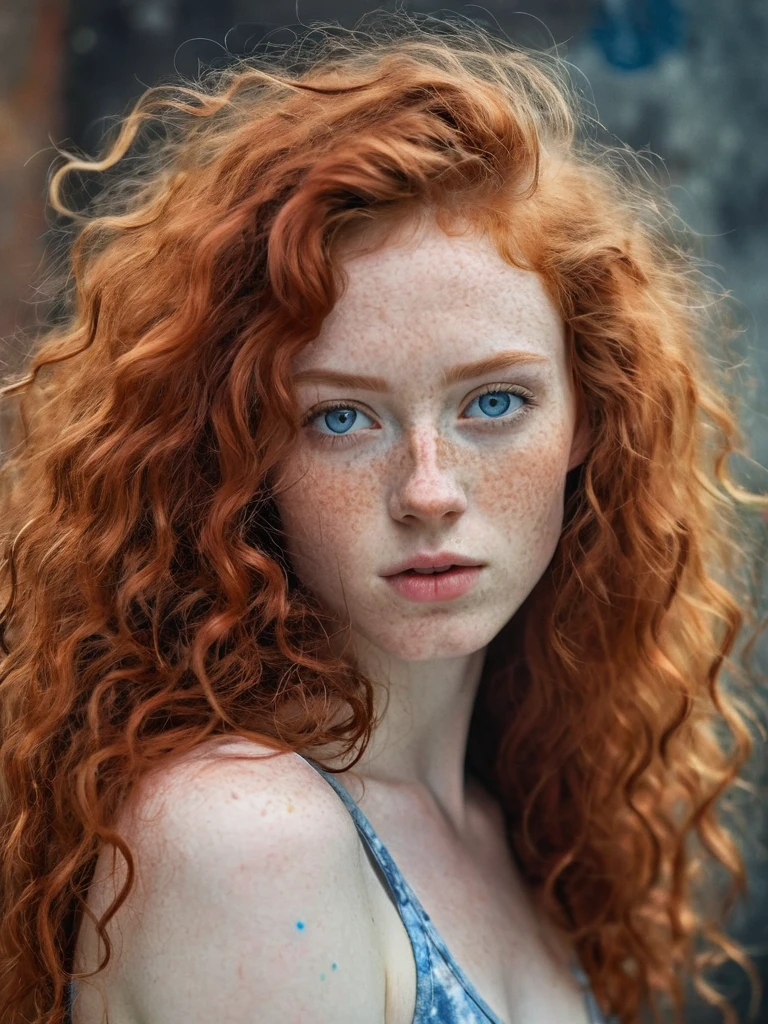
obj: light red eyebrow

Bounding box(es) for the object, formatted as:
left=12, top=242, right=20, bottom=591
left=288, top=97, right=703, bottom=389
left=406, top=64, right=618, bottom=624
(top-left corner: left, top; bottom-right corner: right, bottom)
left=293, top=349, right=549, bottom=392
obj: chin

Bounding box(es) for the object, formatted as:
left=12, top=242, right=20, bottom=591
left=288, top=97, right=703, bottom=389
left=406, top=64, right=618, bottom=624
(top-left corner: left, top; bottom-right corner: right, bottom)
left=362, top=618, right=501, bottom=662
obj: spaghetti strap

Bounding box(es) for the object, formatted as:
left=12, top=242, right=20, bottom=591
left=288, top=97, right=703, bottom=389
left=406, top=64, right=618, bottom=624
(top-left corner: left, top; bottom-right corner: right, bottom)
left=296, top=753, right=616, bottom=1024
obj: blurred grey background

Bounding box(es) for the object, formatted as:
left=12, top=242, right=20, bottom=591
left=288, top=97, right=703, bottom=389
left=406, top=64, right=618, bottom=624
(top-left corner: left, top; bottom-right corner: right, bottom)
left=1, top=1, right=767, bottom=1020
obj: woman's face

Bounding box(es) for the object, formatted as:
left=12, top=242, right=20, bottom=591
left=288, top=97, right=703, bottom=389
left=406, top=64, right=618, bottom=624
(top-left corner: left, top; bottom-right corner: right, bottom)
left=273, top=215, right=589, bottom=663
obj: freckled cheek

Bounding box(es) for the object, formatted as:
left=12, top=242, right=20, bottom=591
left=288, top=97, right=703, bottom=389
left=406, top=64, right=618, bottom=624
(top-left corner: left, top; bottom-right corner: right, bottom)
left=275, top=461, right=380, bottom=581
left=474, top=438, right=571, bottom=546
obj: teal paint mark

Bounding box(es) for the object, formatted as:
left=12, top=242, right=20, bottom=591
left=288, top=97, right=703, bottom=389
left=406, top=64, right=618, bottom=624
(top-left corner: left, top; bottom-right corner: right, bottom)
left=295, top=920, right=305, bottom=930
left=320, top=972, right=326, bottom=981
left=332, top=962, right=338, bottom=970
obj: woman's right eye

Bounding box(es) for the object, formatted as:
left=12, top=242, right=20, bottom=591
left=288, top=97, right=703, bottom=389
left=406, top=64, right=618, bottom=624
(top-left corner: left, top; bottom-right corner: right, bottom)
left=303, top=403, right=377, bottom=445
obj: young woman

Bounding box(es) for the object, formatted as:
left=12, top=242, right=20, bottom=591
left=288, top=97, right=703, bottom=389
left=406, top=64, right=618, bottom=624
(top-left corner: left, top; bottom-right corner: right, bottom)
left=0, top=12, right=765, bottom=1024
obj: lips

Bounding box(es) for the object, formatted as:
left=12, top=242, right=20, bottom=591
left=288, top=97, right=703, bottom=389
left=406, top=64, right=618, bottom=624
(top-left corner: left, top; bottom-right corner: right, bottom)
left=406, top=565, right=454, bottom=575
left=380, top=552, right=484, bottom=577
left=383, top=564, right=483, bottom=603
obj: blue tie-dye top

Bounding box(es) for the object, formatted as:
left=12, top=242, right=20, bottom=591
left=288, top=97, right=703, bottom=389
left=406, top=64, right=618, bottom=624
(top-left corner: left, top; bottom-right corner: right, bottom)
left=65, top=754, right=617, bottom=1024
left=299, top=754, right=616, bottom=1024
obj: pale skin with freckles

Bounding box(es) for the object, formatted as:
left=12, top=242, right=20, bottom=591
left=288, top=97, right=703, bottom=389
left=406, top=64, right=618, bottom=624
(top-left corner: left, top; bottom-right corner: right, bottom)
left=71, top=215, right=594, bottom=1024
left=275, top=212, right=589, bottom=814
left=269, top=213, right=594, bottom=1022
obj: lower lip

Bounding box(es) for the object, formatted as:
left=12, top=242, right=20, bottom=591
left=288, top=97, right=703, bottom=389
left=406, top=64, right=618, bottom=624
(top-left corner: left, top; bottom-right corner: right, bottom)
left=383, top=566, right=482, bottom=603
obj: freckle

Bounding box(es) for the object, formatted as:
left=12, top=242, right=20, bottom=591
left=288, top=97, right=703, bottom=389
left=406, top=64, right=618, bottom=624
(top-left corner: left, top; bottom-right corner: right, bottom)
left=286, top=802, right=295, bottom=812
left=231, top=791, right=239, bottom=800
left=296, top=920, right=305, bottom=930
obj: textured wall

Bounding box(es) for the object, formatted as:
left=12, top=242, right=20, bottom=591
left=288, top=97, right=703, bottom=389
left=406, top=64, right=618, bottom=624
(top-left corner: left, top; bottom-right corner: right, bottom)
left=0, top=0, right=65, bottom=374
left=3, top=1, right=768, bottom=1020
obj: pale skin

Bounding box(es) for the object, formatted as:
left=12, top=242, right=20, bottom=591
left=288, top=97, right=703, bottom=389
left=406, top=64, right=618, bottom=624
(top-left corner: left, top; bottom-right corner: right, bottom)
left=71, top=213, right=595, bottom=1024
left=274, top=211, right=591, bottom=839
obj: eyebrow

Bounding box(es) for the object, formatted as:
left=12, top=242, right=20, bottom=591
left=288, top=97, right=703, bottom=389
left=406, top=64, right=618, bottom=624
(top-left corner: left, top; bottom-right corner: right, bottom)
left=293, top=349, right=550, bottom=392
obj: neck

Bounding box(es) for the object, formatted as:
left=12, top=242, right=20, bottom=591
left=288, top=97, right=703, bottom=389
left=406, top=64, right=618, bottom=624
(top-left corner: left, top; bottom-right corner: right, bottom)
left=306, top=631, right=489, bottom=838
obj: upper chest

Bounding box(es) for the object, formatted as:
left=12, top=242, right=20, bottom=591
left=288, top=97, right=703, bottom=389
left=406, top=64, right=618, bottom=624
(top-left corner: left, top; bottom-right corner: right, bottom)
left=351, top=780, right=592, bottom=1024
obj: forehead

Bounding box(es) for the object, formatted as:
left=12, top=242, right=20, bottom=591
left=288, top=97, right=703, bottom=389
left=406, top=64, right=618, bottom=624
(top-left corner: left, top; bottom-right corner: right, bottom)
left=294, top=217, right=565, bottom=376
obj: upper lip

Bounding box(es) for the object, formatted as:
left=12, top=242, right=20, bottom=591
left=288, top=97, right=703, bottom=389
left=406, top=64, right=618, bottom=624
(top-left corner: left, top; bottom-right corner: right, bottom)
left=380, top=552, right=485, bottom=577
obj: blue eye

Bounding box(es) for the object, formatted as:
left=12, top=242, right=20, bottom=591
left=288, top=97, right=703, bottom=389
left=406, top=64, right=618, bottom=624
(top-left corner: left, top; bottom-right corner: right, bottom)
left=464, top=390, right=521, bottom=419
left=316, top=405, right=375, bottom=436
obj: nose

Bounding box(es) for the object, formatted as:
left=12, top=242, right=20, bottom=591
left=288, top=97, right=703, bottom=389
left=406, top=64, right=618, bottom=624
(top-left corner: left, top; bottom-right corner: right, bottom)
left=388, top=424, right=468, bottom=524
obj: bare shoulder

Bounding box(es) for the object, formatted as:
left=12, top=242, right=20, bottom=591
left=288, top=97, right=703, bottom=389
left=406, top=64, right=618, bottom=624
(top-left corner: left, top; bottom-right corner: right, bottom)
left=119, top=736, right=358, bottom=851
left=74, top=738, right=386, bottom=1024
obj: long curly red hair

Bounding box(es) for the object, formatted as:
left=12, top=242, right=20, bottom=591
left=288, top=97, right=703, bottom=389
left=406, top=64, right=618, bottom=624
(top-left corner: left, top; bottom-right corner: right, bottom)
left=1, top=11, right=766, bottom=1024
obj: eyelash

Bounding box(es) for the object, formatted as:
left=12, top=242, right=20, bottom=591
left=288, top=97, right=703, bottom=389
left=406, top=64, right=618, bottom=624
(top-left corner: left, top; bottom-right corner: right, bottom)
left=301, top=384, right=538, bottom=449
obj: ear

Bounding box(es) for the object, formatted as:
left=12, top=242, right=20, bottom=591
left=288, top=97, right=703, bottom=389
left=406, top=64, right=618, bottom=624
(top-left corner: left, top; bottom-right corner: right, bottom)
left=567, top=395, right=591, bottom=472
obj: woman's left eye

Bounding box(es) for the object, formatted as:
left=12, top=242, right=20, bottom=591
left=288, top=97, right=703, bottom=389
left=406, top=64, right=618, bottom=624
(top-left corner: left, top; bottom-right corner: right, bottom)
left=463, top=387, right=529, bottom=420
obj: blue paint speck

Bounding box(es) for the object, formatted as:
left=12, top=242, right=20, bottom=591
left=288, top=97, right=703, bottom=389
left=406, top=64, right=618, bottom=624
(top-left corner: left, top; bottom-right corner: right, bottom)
left=332, top=963, right=338, bottom=970
left=295, top=920, right=305, bottom=930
